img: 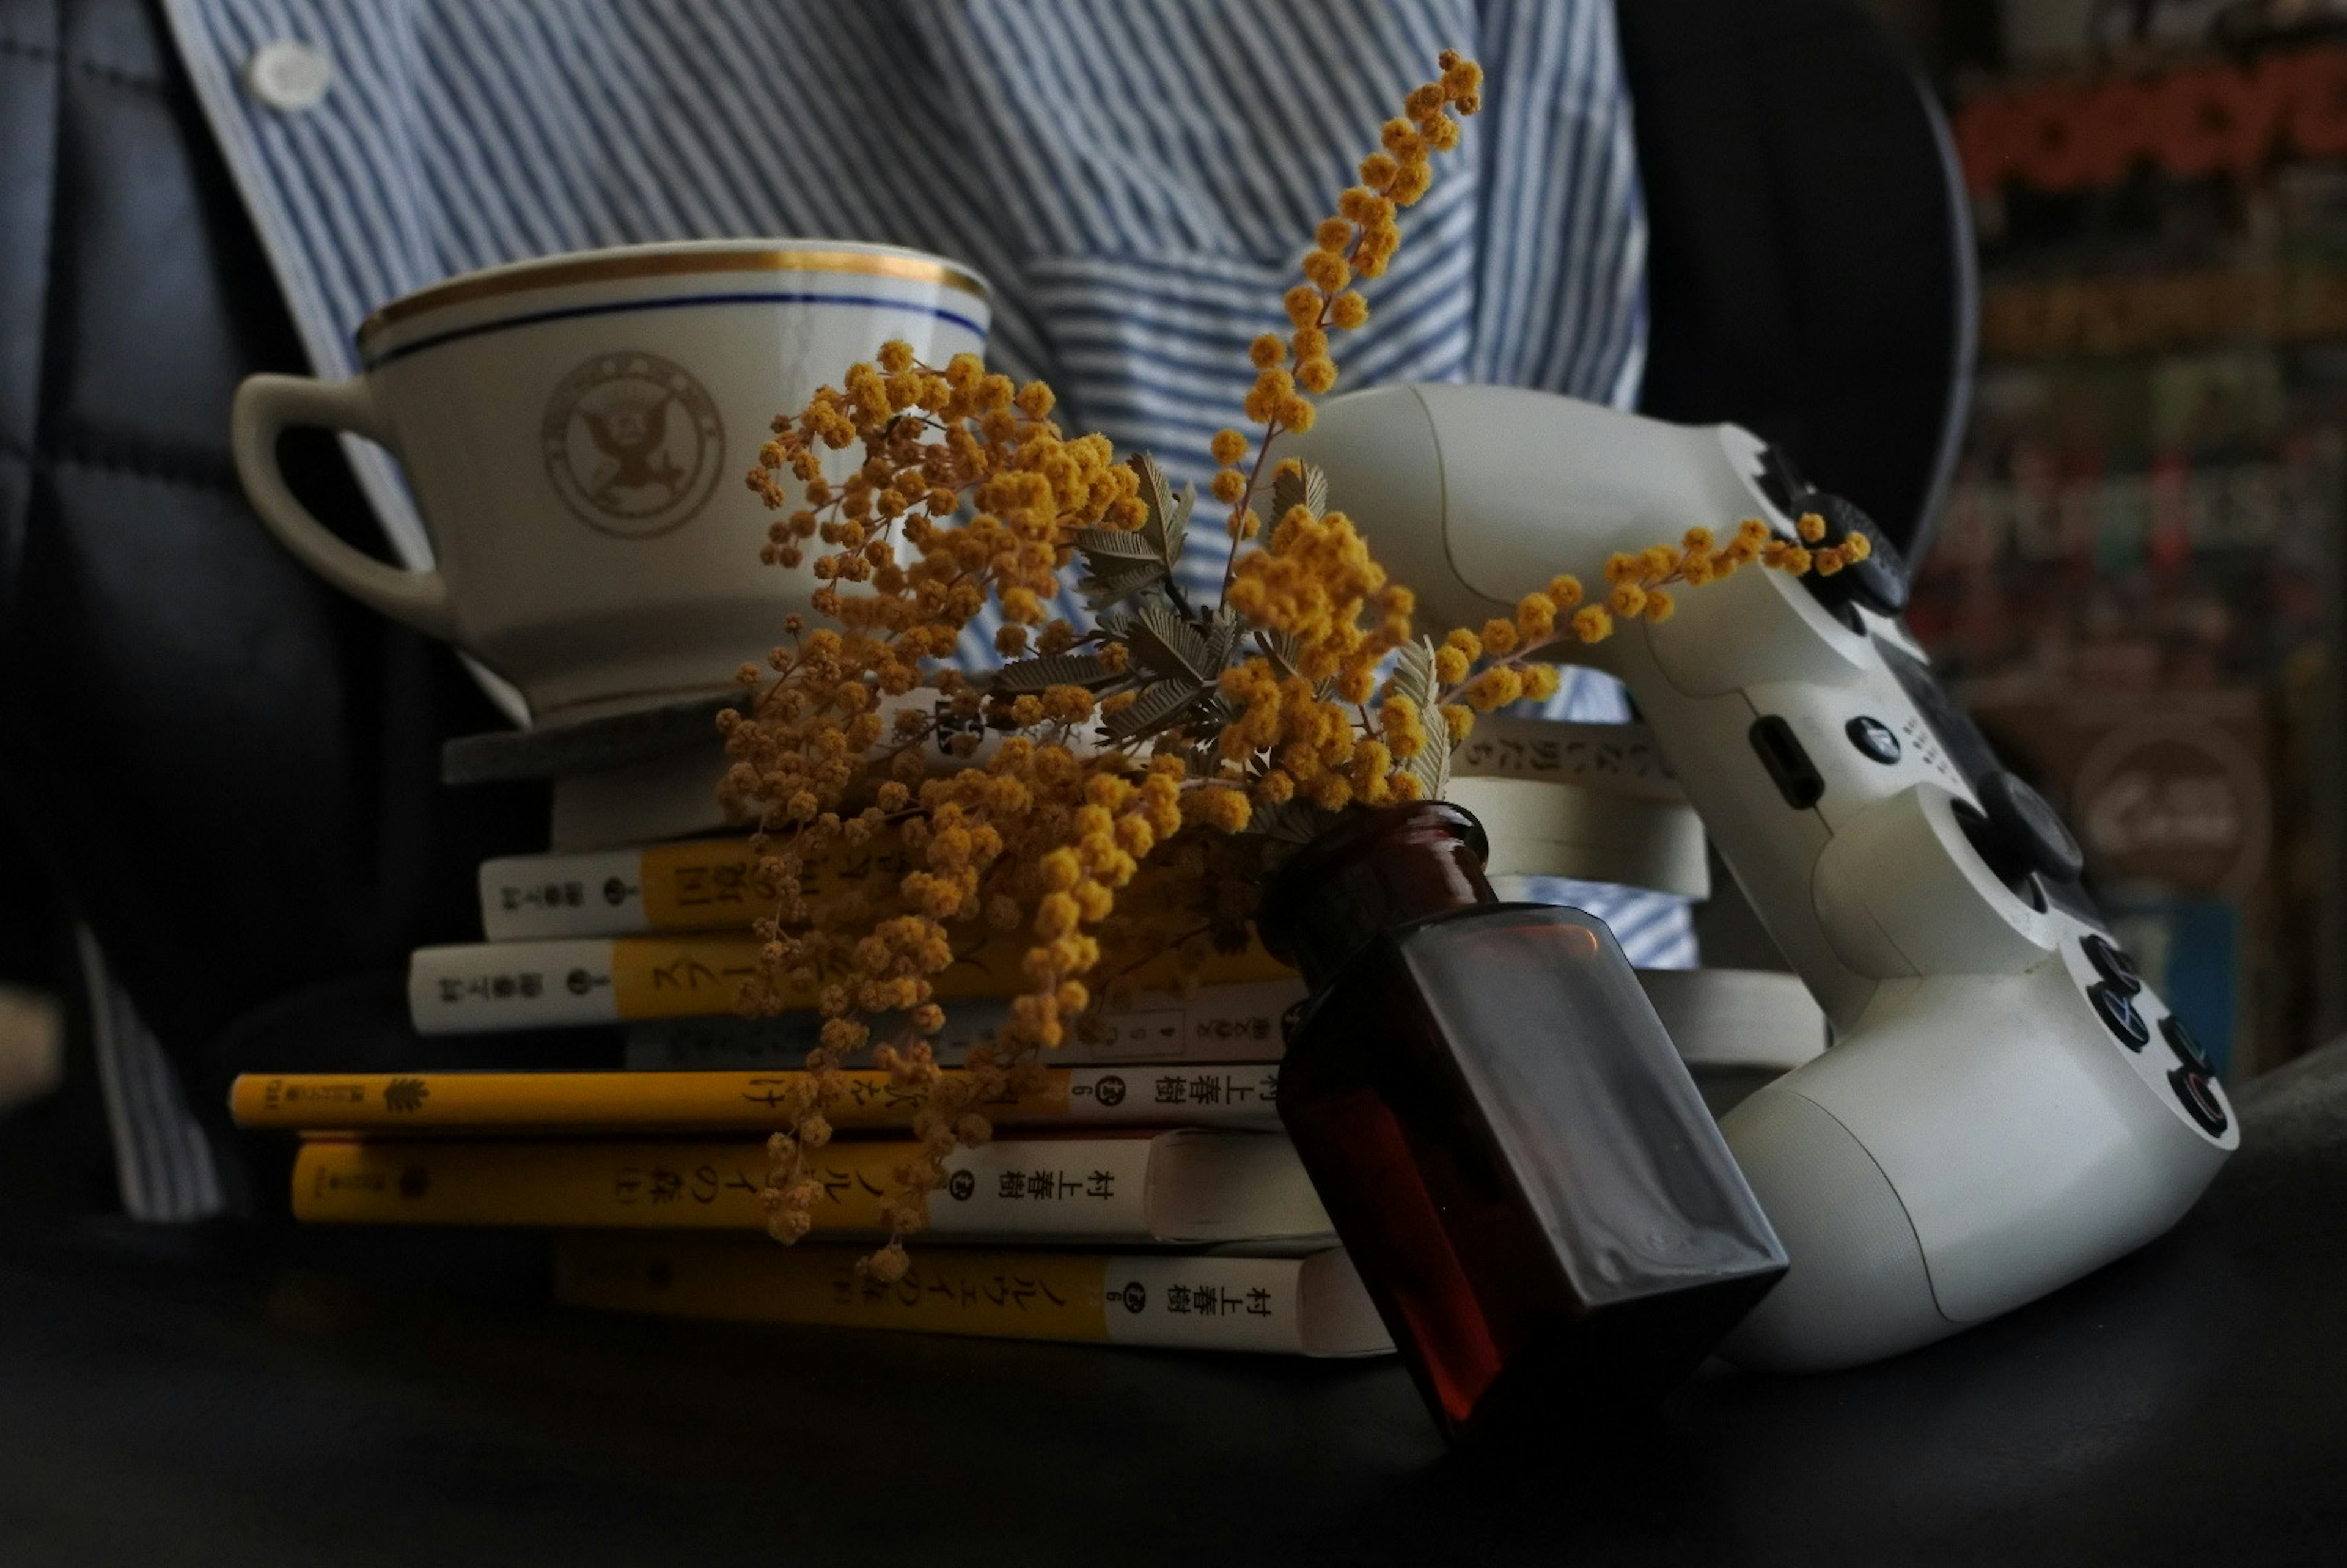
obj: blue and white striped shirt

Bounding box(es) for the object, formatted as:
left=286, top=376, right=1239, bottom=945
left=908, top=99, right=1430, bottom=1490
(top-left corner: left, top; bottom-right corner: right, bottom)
left=160, top=0, right=1691, bottom=967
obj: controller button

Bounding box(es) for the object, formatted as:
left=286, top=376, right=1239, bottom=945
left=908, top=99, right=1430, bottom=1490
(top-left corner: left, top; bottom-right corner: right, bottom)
left=1749, top=716, right=1824, bottom=809
left=2169, top=1066, right=2230, bottom=1137
left=1846, top=716, right=1901, bottom=764
left=2082, top=932, right=2141, bottom=994
left=2089, top=980, right=2150, bottom=1050
left=1976, top=771, right=2086, bottom=884
left=2161, top=1013, right=2213, bottom=1075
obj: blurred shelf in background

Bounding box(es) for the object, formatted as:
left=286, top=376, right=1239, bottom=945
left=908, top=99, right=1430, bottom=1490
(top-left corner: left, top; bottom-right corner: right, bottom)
left=1857, top=0, right=2347, bottom=1074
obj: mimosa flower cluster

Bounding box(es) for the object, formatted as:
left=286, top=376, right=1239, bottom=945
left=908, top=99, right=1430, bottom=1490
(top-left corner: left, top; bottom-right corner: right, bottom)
left=725, top=53, right=1867, bottom=1279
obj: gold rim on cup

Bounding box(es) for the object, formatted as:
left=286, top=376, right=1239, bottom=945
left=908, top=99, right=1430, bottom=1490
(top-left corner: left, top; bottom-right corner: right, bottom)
left=355, top=245, right=992, bottom=351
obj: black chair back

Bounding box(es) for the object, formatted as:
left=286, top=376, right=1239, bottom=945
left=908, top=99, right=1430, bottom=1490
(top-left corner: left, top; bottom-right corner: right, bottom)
left=1621, top=0, right=1977, bottom=561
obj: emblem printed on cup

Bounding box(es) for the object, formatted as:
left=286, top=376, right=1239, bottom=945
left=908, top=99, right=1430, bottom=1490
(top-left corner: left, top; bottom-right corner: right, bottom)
left=541, top=352, right=724, bottom=538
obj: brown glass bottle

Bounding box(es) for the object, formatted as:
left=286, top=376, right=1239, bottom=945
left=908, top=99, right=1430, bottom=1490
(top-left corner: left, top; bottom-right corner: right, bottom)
left=1258, top=802, right=1787, bottom=1441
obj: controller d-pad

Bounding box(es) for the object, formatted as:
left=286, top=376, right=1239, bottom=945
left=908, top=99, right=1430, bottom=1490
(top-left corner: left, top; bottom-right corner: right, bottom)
left=2089, top=980, right=2150, bottom=1050
left=2169, top=1067, right=2229, bottom=1137
left=2161, top=1013, right=2213, bottom=1075
left=2082, top=932, right=2141, bottom=994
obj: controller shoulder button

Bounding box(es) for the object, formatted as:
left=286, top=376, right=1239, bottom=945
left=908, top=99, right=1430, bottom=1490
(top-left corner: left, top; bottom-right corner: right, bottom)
left=1794, top=493, right=1909, bottom=617
left=2082, top=932, right=2142, bottom=994
left=2089, top=979, right=2150, bottom=1050
left=2169, top=1066, right=2230, bottom=1137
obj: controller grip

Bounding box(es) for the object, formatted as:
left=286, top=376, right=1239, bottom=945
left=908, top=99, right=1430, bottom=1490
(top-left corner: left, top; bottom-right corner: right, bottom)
left=1717, top=1086, right=1957, bottom=1371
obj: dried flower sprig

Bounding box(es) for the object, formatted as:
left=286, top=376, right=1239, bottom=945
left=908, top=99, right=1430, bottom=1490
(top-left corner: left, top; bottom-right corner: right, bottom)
left=725, top=52, right=1870, bottom=1280
left=725, top=353, right=1197, bottom=1275
left=1423, top=514, right=1875, bottom=746
left=1204, top=48, right=1486, bottom=577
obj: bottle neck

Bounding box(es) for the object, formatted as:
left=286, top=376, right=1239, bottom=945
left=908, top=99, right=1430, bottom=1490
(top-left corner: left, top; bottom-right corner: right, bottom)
left=1255, top=802, right=1494, bottom=992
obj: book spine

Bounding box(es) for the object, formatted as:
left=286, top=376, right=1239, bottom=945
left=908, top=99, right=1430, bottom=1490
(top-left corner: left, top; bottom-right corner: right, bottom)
left=407, top=936, right=748, bottom=1033
left=623, top=977, right=1303, bottom=1069
left=232, top=1064, right=1280, bottom=1133
left=1447, top=716, right=1689, bottom=801
left=408, top=937, right=1294, bottom=1036
left=544, top=690, right=1112, bottom=854
left=554, top=1236, right=1364, bottom=1355
left=478, top=846, right=655, bottom=941
left=290, top=1134, right=1168, bottom=1237
left=480, top=837, right=818, bottom=941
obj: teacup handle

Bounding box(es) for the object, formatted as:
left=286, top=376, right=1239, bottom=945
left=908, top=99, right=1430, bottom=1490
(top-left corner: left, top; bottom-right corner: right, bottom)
left=230, top=373, right=457, bottom=640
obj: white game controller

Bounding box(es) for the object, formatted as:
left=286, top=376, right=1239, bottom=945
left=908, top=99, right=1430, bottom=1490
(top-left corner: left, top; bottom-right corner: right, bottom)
left=1285, top=384, right=2236, bottom=1372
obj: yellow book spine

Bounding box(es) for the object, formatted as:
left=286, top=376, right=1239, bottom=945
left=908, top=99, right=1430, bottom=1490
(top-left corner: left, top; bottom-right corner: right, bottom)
left=479, top=839, right=773, bottom=941
left=479, top=838, right=796, bottom=937
left=554, top=1235, right=1381, bottom=1355
left=292, top=1138, right=870, bottom=1229
left=233, top=1068, right=1062, bottom=1131
left=483, top=827, right=1268, bottom=940
left=607, top=936, right=1288, bottom=1018
left=410, top=933, right=1291, bottom=1035
left=288, top=1134, right=1165, bottom=1236
left=557, top=1236, right=1112, bottom=1343
left=636, top=838, right=770, bottom=929
left=233, top=1064, right=1282, bottom=1133
left=610, top=936, right=802, bottom=1020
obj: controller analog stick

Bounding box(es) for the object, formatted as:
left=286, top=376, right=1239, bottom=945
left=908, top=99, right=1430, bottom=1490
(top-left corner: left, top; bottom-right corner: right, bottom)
left=1971, top=772, right=2085, bottom=885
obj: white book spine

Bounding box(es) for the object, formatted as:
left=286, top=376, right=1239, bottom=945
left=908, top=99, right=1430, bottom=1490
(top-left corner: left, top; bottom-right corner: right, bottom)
left=926, top=1138, right=1158, bottom=1238
left=479, top=848, right=649, bottom=941
left=545, top=692, right=1115, bottom=854
left=1100, top=1253, right=1384, bottom=1354
left=408, top=939, right=620, bottom=1034
left=1060, top=1066, right=1280, bottom=1129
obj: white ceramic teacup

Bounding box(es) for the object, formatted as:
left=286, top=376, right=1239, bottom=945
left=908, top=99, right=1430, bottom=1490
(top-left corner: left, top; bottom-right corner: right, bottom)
left=232, top=239, right=991, bottom=723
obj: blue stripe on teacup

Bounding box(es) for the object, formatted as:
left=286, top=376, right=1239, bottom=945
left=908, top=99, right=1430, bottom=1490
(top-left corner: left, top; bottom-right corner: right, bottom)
left=360, top=290, right=989, bottom=369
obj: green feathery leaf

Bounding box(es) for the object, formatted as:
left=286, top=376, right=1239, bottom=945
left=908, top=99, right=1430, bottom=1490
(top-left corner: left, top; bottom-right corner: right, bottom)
left=1125, top=602, right=1216, bottom=684
left=1246, top=799, right=1343, bottom=844
left=1131, top=452, right=1191, bottom=574
left=1101, top=677, right=1210, bottom=741
left=1269, top=458, right=1328, bottom=524
left=988, top=651, right=1127, bottom=694
left=1201, top=606, right=1244, bottom=677
left=1258, top=628, right=1304, bottom=681
left=1387, top=636, right=1449, bottom=800
left=1071, top=527, right=1162, bottom=563
left=1079, top=563, right=1172, bottom=612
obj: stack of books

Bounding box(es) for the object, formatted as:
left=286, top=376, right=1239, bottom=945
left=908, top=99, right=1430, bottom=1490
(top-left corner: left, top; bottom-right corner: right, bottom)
left=230, top=697, right=1397, bottom=1355
left=232, top=695, right=1828, bottom=1359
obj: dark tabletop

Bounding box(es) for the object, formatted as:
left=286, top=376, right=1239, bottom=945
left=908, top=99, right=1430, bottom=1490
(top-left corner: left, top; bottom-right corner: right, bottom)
left=4, top=1045, right=2345, bottom=1567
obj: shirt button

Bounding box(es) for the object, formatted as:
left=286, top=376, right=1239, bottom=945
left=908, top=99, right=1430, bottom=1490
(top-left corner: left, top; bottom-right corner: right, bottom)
left=244, top=41, right=334, bottom=112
